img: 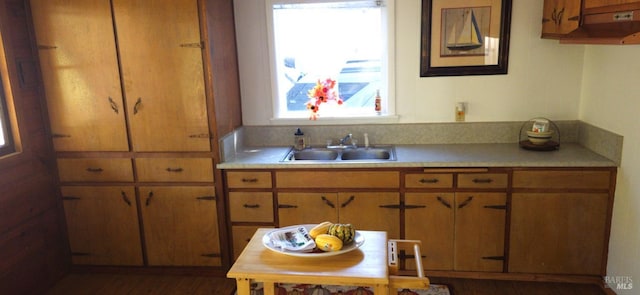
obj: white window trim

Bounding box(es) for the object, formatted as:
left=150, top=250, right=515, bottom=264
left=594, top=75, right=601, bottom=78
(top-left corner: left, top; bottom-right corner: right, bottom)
left=265, top=0, right=397, bottom=125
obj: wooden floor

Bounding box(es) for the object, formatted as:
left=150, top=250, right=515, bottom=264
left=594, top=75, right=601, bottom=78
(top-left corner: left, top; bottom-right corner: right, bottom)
left=44, top=273, right=611, bottom=295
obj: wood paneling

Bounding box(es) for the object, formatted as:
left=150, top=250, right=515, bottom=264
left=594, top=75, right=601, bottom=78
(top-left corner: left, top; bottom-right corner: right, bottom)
left=0, top=0, right=68, bottom=294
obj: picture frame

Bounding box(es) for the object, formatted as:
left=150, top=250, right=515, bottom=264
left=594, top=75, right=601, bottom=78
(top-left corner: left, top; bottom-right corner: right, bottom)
left=420, top=0, right=512, bottom=77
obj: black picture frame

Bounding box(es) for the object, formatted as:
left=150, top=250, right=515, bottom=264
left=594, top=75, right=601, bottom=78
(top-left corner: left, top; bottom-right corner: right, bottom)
left=420, top=0, right=512, bottom=77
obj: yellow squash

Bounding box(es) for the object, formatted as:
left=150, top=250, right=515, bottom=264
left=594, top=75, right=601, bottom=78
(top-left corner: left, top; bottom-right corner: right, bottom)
left=315, top=234, right=343, bottom=252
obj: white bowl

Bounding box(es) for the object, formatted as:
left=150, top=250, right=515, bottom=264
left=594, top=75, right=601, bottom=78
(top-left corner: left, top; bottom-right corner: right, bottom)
left=526, top=130, right=554, bottom=145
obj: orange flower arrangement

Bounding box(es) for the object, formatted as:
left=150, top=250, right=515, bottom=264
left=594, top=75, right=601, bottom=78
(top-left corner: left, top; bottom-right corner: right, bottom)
left=306, top=78, right=343, bottom=120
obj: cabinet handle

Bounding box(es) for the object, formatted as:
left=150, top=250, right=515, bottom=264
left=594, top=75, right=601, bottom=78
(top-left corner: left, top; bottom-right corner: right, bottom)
left=108, top=96, right=119, bottom=114
left=457, top=196, right=474, bottom=209
left=37, top=44, right=58, bottom=50
left=419, top=178, right=439, bottom=184
left=166, top=167, right=184, bottom=173
left=278, top=204, right=298, bottom=209
left=189, top=133, right=210, bottom=139
left=436, top=196, right=452, bottom=209
left=52, top=133, right=71, bottom=138
left=472, top=178, right=493, bottom=184
left=241, top=178, right=258, bottom=183
left=145, top=191, right=153, bottom=206
left=379, top=204, right=402, bottom=209
left=133, top=97, right=142, bottom=115
left=121, top=191, right=131, bottom=206
left=86, top=167, right=103, bottom=173
left=180, top=42, right=204, bottom=48
left=243, top=203, right=260, bottom=208
left=196, top=196, right=216, bottom=201
left=340, top=196, right=355, bottom=208
left=321, top=196, right=335, bottom=208
left=62, top=196, right=81, bottom=201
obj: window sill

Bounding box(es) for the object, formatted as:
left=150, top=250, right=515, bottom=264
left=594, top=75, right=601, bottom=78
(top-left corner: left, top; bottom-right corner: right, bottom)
left=269, top=115, right=400, bottom=126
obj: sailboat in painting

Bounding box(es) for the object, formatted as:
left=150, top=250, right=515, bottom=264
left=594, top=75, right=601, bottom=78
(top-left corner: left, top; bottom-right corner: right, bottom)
left=447, top=9, right=483, bottom=51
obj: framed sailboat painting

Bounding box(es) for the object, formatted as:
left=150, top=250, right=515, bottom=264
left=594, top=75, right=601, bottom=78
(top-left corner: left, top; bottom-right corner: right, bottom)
left=420, top=0, right=512, bottom=77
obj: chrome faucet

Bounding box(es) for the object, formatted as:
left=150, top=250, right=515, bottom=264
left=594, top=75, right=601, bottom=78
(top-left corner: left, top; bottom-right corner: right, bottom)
left=339, top=133, right=353, bottom=145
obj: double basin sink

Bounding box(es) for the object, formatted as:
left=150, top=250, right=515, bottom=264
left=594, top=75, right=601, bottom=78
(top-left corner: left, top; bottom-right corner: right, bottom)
left=281, top=145, right=396, bottom=162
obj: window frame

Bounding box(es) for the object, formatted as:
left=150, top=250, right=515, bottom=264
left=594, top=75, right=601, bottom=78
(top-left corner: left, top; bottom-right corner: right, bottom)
left=265, top=0, right=396, bottom=122
left=0, top=73, right=15, bottom=157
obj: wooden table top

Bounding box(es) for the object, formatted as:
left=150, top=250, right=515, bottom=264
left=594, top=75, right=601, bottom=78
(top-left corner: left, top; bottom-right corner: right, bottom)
left=227, top=228, right=389, bottom=286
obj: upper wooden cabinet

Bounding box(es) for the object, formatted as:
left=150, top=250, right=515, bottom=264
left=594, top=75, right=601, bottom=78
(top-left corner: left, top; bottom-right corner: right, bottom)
left=584, top=0, right=640, bottom=10
left=30, top=0, right=129, bottom=151
left=542, top=0, right=582, bottom=38
left=113, top=0, right=210, bottom=152
left=31, top=0, right=213, bottom=152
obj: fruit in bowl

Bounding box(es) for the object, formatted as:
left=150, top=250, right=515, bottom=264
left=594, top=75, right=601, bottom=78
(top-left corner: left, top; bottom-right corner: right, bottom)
left=526, top=130, right=554, bottom=145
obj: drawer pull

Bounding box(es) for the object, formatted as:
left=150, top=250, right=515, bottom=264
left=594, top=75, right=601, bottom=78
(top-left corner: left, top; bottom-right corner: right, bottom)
left=419, top=178, right=439, bottom=184
left=201, top=253, right=221, bottom=258
left=436, top=196, right=452, bottom=208
left=321, top=196, right=335, bottom=208
left=484, top=205, right=507, bottom=210
left=166, top=167, right=184, bottom=173
left=482, top=256, right=505, bottom=261
left=341, top=196, right=355, bottom=208
left=86, top=167, right=104, bottom=173
left=404, top=204, right=427, bottom=209
left=241, top=178, right=258, bottom=183
left=121, top=191, right=131, bottom=206
left=457, top=196, right=474, bottom=209
left=243, top=203, right=260, bottom=208
left=196, top=196, right=216, bottom=201
left=379, top=204, right=402, bottom=209
left=62, top=196, right=81, bottom=201
left=52, top=133, right=71, bottom=138
left=278, top=204, right=298, bottom=209
left=472, top=178, right=493, bottom=184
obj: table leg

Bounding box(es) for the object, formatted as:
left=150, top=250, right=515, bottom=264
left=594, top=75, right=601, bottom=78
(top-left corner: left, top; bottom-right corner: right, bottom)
left=374, top=284, right=389, bottom=295
left=235, top=278, right=251, bottom=295
left=262, top=280, right=276, bottom=295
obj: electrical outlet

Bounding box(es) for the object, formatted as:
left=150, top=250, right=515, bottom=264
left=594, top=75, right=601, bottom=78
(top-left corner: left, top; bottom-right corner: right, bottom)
left=455, top=102, right=466, bottom=122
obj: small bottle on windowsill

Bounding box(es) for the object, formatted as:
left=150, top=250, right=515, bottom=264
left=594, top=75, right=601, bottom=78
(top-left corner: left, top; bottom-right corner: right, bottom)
left=374, top=89, right=382, bottom=115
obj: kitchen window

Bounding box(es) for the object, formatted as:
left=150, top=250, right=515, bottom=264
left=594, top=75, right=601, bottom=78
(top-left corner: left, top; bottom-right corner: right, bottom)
left=267, top=0, right=395, bottom=119
left=0, top=74, right=14, bottom=156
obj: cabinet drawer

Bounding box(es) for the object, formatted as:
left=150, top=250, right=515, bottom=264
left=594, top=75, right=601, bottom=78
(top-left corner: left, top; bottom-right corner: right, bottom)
left=226, top=171, right=272, bottom=188
left=135, top=158, right=213, bottom=182
left=457, top=173, right=508, bottom=189
left=229, top=192, right=274, bottom=222
left=232, top=225, right=273, bottom=260
left=513, top=170, right=611, bottom=189
left=57, top=158, right=134, bottom=182
left=276, top=171, right=399, bottom=188
left=405, top=174, right=453, bottom=188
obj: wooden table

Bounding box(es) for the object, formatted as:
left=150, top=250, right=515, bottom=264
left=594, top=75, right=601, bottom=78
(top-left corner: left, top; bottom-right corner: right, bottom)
left=227, top=228, right=389, bottom=295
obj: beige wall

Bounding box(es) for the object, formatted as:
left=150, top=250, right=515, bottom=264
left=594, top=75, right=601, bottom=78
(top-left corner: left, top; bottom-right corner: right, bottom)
left=581, top=46, right=640, bottom=294
left=234, top=1, right=585, bottom=125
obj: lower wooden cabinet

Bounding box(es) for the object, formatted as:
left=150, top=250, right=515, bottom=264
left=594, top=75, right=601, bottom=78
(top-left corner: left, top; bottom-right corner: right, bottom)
left=277, top=192, right=400, bottom=239
left=509, top=193, right=609, bottom=275
left=61, top=186, right=143, bottom=265
left=139, top=186, right=221, bottom=266
left=405, top=192, right=506, bottom=272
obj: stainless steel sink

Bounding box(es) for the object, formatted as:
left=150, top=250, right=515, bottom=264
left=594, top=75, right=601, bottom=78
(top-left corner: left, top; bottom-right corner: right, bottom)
left=281, top=146, right=395, bottom=162
left=341, top=148, right=392, bottom=160
left=287, top=149, right=339, bottom=160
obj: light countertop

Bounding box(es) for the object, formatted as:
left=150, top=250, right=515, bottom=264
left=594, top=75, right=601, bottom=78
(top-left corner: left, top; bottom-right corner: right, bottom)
left=217, top=143, right=617, bottom=169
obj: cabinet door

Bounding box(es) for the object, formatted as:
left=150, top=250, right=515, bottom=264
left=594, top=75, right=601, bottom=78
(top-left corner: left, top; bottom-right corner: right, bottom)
left=405, top=193, right=455, bottom=270
left=338, top=192, right=400, bottom=239
left=454, top=193, right=506, bottom=272
left=61, top=186, right=142, bottom=265
left=542, top=0, right=581, bottom=37
left=584, top=0, right=640, bottom=9
left=509, top=193, right=609, bottom=275
left=139, top=186, right=221, bottom=266
left=30, top=0, right=129, bottom=151
left=113, top=0, right=210, bottom=152
left=277, top=193, right=339, bottom=226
